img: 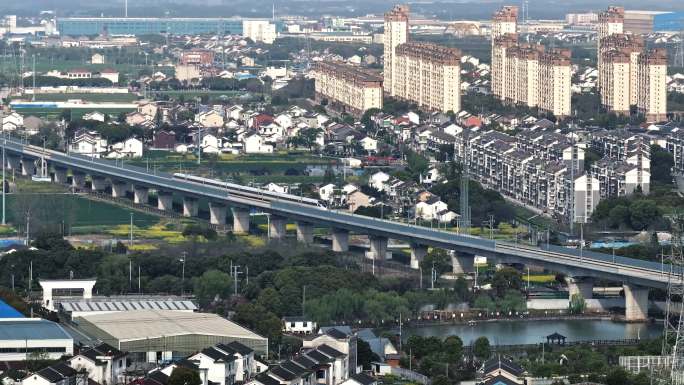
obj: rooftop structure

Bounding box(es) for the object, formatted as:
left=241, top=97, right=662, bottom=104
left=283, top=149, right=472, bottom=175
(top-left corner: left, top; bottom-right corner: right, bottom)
left=0, top=299, right=24, bottom=318
left=0, top=318, right=74, bottom=361
left=57, top=296, right=198, bottom=317
left=57, top=17, right=244, bottom=36
left=74, top=310, right=268, bottom=361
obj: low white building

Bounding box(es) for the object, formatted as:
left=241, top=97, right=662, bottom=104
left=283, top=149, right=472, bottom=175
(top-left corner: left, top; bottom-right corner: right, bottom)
left=360, top=137, right=378, bottom=152
left=0, top=319, right=73, bottom=362
left=82, top=111, right=106, bottom=122
left=369, top=171, right=390, bottom=192
left=68, top=343, right=128, bottom=385
left=244, top=134, right=273, bottom=154
left=70, top=130, right=108, bottom=158
left=22, top=363, right=81, bottom=385
left=108, top=137, right=143, bottom=158
left=2, top=112, right=23, bottom=131
left=282, top=317, right=317, bottom=334
left=188, top=346, right=237, bottom=385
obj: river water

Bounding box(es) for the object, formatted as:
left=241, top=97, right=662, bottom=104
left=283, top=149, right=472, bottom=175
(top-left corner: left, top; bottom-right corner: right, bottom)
left=404, top=319, right=663, bottom=346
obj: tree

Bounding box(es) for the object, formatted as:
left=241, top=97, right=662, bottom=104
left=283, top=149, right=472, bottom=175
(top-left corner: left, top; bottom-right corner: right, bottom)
left=193, top=270, right=233, bottom=306
left=569, top=293, right=586, bottom=314
left=168, top=367, right=201, bottom=385
left=420, top=249, right=452, bottom=276
left=443, top=335, right=464, bottom=363
left=472, top=336, right=491, bottom=361
left=629, top=200, right=660, bottom=231
left=357, top=339, right=380, bottom=370
left=491, top=267, right=523, bottom=298
left=650, top=144, right=674, bottom=186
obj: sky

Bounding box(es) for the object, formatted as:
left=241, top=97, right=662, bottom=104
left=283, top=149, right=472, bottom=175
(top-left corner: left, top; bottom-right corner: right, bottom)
left=2, top=0, right=684, bottom=20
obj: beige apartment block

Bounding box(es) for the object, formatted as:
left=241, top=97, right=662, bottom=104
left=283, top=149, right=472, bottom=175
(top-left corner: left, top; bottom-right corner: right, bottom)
left=394, top=42, right=462, bottom=112
left=597, top=6, right=667, bottom=121
left=312, top=61, right=383, bottom=117
left=601, top=50, right=633, bottom=115
left=637, top=48, right=668, bottom=122
left=383, top=5, right=410, bottom=97
left=491, top=6, right=571, bottom=118
left=538, top=49, right=572, bottom=118
left=383, top=5, right=461, bottom=113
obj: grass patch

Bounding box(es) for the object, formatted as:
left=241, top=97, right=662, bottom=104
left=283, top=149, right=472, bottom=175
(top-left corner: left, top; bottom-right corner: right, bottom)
left=128, top=243, right=159, bottom=251
left=525, top=274, right=557, bottom=283
left=239, top=234, right=266, bottom=247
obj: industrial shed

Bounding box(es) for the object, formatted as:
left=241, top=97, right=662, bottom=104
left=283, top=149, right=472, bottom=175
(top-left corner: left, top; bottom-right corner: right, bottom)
left=74, top=310, right=268, bottom=363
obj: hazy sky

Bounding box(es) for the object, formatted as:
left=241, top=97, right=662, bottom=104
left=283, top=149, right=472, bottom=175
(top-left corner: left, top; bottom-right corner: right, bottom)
left=2, top=0, right=684, bottom=19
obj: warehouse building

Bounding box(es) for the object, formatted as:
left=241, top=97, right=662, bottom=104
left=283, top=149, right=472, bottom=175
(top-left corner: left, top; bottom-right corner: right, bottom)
left=74, top=310, right=268, bottom=363
left=0, top=318, right=74, bottom=361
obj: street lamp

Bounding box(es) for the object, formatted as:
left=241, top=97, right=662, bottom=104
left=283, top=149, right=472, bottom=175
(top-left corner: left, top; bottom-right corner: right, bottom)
left=180, top=252, right=187, bottom=296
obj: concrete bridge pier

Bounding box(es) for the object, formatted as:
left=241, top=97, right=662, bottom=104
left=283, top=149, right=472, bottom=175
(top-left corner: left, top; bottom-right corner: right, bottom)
left=623, top=284, right=649, bottom=322
left=53, top=168, right=68, bottom=184
left=269, top=215, right=287, bottom=239
left=183, top=197, right=198, bottom=217
left=72, top=172, right=86, bottom=190
left=133, top=186, right=149, bottom=205
left=410, top=244, right=428, bottom=269
left=7, top=156, right=21, bottom=173
left=232, top=208, right=250, bottom=234
left=368, top=236, right=388, bottom=260
left=157, top=191, right=174, bottom=211
left=566, top=277, right=594, bottom=299
left=296, top=221, right=314, bottom=244
left=452, top=253, right=474, bottom=275
left=112, top=181, right=128, bottom=198
left=209, top=202, right=227, bottom=225
left=332, top=228, right=349, bottom=252
left=91, top=176, right=108, bottom=191
left=21, top=159, right=35, bottom=176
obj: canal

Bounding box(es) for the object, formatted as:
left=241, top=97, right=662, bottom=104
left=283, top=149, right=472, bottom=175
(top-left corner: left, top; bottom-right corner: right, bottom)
left=403, top=319, right=663, bottom=346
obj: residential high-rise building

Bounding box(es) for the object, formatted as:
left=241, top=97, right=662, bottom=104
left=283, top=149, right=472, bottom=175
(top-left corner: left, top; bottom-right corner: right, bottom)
left=242, top=20, right=277, bottom=44
left=394, top=42, right=461, bottom=112
left=637, top=48, right=668, bottom=122
left=599, top=34, right=643, bottom=112
left=383, top=5, right=410, bottom=97
left=312, top=62, right=383, bottom=116
left=383, top=5, right=460, bottom=113
left=597, top=6, right=668, bottom=122
left=491, top=6, right=571, bottom=118
left=491, top=6, right=518, bottom=99
left=538, top=48, right=572, bottom=118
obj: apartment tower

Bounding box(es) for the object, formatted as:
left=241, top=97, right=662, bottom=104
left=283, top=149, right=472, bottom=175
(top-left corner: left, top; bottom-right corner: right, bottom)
left=491, top=6, right=571, bottom=118
left=637, top=48, right=668, bottom=122
left=383, top=5, right=410, bottom=97
left=491, top=6, right=518, bottom=99
left=598, top=6, right=667, bottom=121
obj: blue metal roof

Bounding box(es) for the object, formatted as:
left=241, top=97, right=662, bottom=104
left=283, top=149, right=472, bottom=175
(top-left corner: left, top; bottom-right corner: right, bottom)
left=0, top=299, right=24, bottom=318
left=0, top=319, right=72, bottom=340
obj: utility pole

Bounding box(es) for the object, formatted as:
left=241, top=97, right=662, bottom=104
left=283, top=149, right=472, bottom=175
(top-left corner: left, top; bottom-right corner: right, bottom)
left=129, top=212, right=133, bottom=246
left=302, top=285, right=306, bottom=316
left=197, top=127, right=202, bottom=165
left=180, top=252, right=187, bottom=296
left=2, top=133, right=5, bottom=225
left=233, top=265, right=241, bottom=296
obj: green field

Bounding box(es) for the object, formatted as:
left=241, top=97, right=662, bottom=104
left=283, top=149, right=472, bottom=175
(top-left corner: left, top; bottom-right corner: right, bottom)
left=10, top=106, right=136, bottom=119
left=5, top=194, right=159, bottom=233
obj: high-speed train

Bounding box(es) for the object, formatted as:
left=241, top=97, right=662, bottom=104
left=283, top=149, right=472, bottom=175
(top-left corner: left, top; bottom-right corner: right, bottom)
left=173, top=173, right=327, bottom=208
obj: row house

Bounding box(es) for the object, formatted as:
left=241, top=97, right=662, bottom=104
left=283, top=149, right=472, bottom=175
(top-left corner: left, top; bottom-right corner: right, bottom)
left=453, top=128, right=598, bottom=223
left=247, top=344, right=349, bottom=385
left=666, top=130, right=684, bottom=175
left=591, top=159, right=651, bottom=197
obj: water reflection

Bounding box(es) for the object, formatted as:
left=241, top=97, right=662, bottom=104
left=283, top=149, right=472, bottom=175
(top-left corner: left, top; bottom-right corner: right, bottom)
left=404, top=319, right=663, bottom=346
